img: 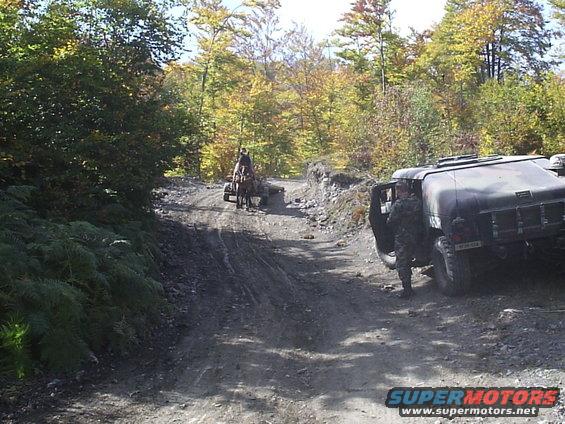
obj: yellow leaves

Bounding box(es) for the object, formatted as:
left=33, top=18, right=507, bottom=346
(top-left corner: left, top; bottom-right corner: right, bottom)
left=473, top=76, right=561, bottom=156
left=456, top=0, right=505, bottom=47
left=417, top=0, right=510, bottom=85
left=191, top=4, right=230, bottom=29
left=0, top=0, right=22, bottom=10
left=201, top=138, right=237, bottom=180
left=52, top=40, right=79, bottom=61
left=478, top=131, right=496, bottom=156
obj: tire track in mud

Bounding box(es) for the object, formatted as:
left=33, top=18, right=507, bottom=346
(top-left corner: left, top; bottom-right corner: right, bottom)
left=189, top=190, right=262, bottom=308
left=168, top=187, right=316, bottom=423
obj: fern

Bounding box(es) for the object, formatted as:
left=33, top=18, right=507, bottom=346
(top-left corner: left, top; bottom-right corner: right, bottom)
left=110, top=317, right=138, bottom=354
left=0, top=317, right=32, bottom=378
left=39, top=327, right=87, bottom=371
left=86, top=304, right=120, bottom=351
left=43, top=238, right=98, bottom=283
left=5, top=186, right=37, bottom=202
left=0, top=188, right=167, bottom=375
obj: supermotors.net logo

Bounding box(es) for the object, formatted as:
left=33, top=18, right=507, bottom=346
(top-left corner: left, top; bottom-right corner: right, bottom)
left=385, top=387, right=560, bottom=418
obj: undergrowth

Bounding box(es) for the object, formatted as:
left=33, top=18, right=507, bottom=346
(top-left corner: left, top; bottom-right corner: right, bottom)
left=0, top=186, right=165, bottom=377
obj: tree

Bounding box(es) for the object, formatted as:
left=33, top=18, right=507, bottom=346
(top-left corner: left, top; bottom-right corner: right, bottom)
left=419, top=0, right=553, bottom=85
left=236, top=0, right=283, bottom=80
left=164, top=0, right=563, bottom=181
left=474, top=75, right=565, bottom=156
left=0, top=0, right=190, bottom=377
left=187, top=0, right=247, bottom=174
left=335, top=0, right=401, bottom=94
left=282, top=27, right=336, bottom=158
left=0, top=0, right=187, bottom=212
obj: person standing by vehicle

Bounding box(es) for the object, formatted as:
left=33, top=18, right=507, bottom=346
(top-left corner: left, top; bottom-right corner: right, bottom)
left=387, top=181, right=422, bottom=299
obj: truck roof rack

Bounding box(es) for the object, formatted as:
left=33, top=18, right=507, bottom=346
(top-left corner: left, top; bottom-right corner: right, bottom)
left=436, top=154, right=478, bottom=167
left=437, top=154, right=478, bottom=163
left=436, top=154, right=502, bottom=168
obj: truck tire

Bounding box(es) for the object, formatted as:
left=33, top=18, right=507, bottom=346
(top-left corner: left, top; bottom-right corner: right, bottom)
left=432, top=236, right=472, bottom=296
left=223, top=193, right=230, bottom=202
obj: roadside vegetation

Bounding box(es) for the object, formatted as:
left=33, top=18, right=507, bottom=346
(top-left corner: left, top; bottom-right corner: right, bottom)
left=1, top=0, right=564, bottom=377
left=0, top=0, right=189, bottom=377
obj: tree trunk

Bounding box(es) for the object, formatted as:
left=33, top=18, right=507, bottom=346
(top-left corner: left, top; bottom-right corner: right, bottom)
left=497, top=29, right=504, bottom=81
left=379, top=26, right=386, bottom=93
left=491, top=41, right=496, bottom=81
left=485, top=44, right=492, bottom=79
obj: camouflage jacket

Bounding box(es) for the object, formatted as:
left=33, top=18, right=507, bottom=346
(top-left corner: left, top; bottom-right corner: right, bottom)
left=386, top=195, right=422, bottom=243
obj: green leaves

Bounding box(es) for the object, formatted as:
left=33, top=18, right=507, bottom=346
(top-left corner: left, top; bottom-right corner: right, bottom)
left=335, top=0, right=397, bottom=93
left=417, top=0, right=553, bottom=86
left=0, top=317, right=31, bottom=379
left=475, top=75, right=565, bottom=156
left=0, top=0, right=188, bottom=213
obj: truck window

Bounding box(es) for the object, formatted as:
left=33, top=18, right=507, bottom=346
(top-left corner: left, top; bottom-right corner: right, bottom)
left=380, top=188, right=394, bottom=214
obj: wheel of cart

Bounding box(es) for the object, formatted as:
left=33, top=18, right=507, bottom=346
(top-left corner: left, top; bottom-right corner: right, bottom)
left=259, top=185, right=270, bottom=206
left=223, top=182, right=235, bottom=202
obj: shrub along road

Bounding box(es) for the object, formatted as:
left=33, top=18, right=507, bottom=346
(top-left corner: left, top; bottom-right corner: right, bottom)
left=16, top=178, right=564, bottom=423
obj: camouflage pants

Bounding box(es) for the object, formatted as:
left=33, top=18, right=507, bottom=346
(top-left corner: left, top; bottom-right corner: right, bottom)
left=395, top=237, right=416, bottom=291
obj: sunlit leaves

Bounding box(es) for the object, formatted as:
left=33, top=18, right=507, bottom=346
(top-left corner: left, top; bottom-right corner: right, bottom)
left=417, top=0, right=553, bottom=86
left=475, top=75, right=565, bottom=156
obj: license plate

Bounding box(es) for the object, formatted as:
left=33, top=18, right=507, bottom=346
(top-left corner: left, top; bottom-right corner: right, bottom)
left=455, top=241, right=483, bottom=251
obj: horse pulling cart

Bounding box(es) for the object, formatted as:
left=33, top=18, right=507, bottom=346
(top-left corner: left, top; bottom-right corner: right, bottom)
left=223, top=178, right=284, bottom=207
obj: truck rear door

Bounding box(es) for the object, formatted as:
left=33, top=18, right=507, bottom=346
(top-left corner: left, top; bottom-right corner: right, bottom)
left=369, top=182, right=397, bottom=263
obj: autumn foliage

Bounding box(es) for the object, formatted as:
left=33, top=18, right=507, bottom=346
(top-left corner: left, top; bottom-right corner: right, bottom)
left=167, top=0, right=564, bottom=180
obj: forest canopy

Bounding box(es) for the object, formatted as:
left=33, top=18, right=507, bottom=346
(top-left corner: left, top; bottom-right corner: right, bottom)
left=164, top=0, right=564, bottom=179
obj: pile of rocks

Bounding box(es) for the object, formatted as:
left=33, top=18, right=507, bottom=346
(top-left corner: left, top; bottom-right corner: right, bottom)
left=299, top=161, right=376, bottom=235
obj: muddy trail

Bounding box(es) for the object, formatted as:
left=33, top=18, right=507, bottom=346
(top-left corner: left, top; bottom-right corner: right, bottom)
left=12, top=178, right=565, bottom=423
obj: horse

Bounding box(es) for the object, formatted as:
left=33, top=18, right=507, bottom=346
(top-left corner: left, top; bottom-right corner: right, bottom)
left=235, top=165, right=254, bottom=210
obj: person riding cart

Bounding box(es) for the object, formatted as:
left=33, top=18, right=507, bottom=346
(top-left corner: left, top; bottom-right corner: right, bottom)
left=233, top=148, right=255, bottom=184
left=233, top=149, right=256, bottom=189
left=232, top=148, right=257, bottom=209
left=223, top=150, right=284, bottom=206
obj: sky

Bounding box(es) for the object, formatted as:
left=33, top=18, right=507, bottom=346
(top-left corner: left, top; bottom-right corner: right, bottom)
left=223, top=0, right=447, bottom=40
left=181, top=0, right=447, bottom=59
left=183, top=1, right=562, bottom=67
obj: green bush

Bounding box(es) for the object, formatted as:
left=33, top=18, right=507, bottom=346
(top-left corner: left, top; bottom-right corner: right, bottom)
left=0, top=0, right=189, bottom=214
left=475, top=75, right=565, bottom=156
left=0, top=187, right=166, bottom=376
left=0, top=1, right=182, bottom=378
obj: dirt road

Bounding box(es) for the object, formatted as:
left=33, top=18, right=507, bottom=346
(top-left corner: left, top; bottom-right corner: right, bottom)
left=19, top=179, right=564, bottom=423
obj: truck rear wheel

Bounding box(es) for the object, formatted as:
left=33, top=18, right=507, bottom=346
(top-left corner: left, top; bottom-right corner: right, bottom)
left=432, top=236, right=472, bottom=296
left=223, top=193, right=230, bottom=202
